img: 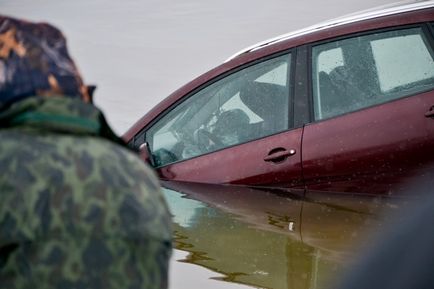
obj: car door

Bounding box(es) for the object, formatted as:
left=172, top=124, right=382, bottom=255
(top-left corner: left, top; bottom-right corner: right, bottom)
left=138, top=52, right=304, bottom=188
left=302, top=24, right=434, bottom=195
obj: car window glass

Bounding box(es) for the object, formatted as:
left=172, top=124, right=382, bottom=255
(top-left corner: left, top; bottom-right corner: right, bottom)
left=312, top=27, right=434, bottom=120
left=317, top=47, right=344, bottom=74
left=146, top=53, right=291, bottom=167
left=372, top=33, right=434, bottom=92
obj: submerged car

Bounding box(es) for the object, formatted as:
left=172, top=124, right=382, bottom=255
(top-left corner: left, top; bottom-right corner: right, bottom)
left=125, top=0, right=434, bottom=195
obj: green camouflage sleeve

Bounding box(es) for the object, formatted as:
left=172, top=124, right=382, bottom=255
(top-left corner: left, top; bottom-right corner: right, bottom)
left=0, top=130, right=172, bottom=289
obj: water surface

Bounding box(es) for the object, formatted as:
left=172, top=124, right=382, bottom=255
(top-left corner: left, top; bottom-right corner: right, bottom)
left=163, top=182, right=411, bottom=289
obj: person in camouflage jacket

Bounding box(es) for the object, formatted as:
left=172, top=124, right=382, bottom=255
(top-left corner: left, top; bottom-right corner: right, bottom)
left=0, top=15, right=172, bottom=288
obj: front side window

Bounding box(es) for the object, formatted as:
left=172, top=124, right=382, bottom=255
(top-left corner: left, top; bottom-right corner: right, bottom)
left=312, top=27, right=434, bottom=120
left=146, top=53, right=292, bottom=167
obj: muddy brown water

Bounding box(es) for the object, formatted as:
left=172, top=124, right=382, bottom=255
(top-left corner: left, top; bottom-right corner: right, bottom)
left=163, top=182, right=413, bottom=289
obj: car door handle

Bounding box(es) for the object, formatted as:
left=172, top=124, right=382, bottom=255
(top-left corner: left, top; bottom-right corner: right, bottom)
left=264, top=148, right=296, bottom=163
left=425, top=106, right=434, bottom=118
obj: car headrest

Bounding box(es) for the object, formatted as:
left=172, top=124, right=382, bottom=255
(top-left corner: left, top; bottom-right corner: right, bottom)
left=239, top=81, right=287, bottom=121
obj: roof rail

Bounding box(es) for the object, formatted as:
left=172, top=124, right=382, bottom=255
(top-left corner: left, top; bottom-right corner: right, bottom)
left=225, top=0, right=434, bottom=62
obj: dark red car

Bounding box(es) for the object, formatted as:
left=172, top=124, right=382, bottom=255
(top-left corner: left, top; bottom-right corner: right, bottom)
left=125, top=1, right=434, bottom=195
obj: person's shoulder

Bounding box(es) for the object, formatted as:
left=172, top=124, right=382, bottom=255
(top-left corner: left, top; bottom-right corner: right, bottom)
left=92, top=137, right=159, bottom=186
left=72, top=136, right=173, bottom=240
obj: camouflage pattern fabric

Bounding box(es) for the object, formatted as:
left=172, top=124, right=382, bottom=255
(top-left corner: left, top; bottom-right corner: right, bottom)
left=0, top=96, right=172, bottom=289
left=0, top=15, right=90, bottom=110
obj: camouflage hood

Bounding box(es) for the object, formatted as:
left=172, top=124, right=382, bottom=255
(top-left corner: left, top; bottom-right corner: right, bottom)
left=0, top=15, right=91, bottom=109
left=0, top=96, right=124, bottom=145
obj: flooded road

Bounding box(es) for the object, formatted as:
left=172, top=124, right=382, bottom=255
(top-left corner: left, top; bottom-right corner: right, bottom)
left=162, top=182, right=412, bottom=289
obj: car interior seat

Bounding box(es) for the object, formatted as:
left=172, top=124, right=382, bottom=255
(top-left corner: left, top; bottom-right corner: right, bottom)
left=239, top=81, right=288, bottom=139
left=213, top=108, right=250, bottom=147
left=317, top=71, right=341, bottom=119
left=316, top=66, right=366, bottom=118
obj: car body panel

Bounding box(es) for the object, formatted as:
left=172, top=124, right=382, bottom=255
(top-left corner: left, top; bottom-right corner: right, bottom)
left=302, top=90, right=434, bottom=195
left=157, top=128, right=303, bottom=187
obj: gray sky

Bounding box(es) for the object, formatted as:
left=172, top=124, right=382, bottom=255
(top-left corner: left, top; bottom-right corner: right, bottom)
left=1, top=0, right=399, bottom=134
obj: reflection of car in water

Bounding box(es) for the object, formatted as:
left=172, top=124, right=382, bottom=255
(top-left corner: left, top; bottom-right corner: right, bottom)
left=125, top=1, right=434, bottom=196
left=163, top=182, right=415, bottom=289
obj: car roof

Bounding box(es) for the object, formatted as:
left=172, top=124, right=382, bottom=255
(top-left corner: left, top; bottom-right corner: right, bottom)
left=226, top=0, right=434, bottom=62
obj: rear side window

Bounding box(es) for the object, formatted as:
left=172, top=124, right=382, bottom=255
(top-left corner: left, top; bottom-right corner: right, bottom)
left=311, top=27, right=434, bottom=120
